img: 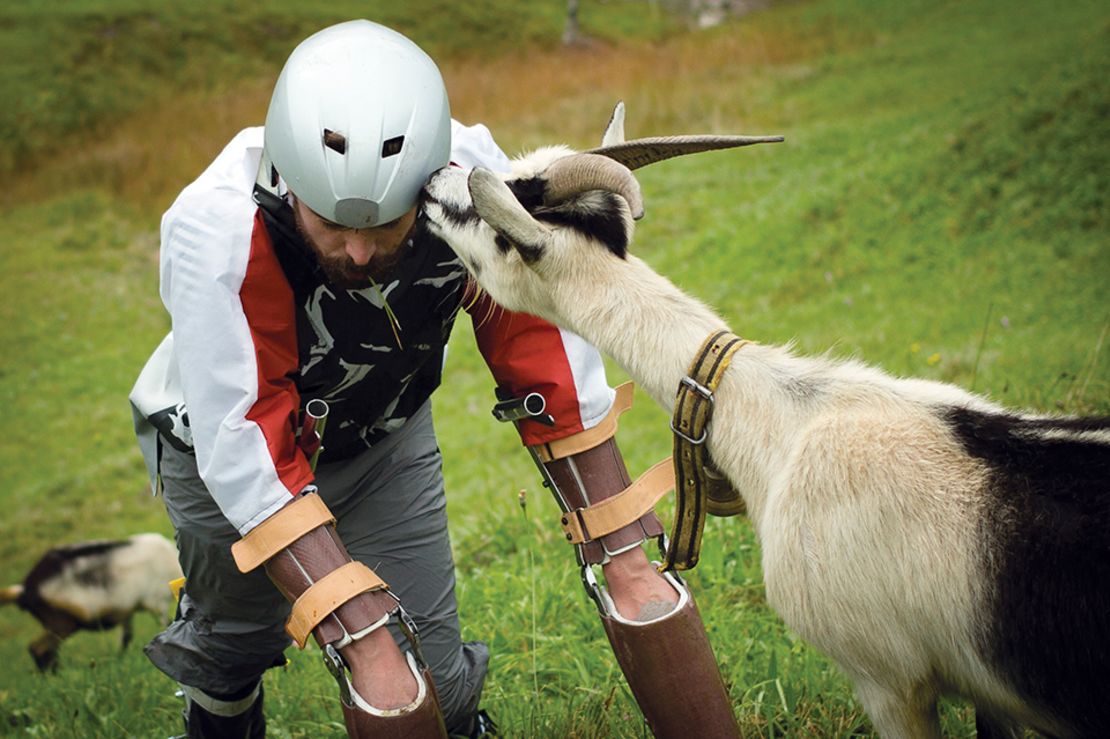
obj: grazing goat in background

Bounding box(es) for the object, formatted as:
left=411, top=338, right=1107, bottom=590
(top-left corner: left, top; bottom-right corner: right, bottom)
left=421, top=106, right=1110, bottom=738
left=0, top=533, right=182, bottom=671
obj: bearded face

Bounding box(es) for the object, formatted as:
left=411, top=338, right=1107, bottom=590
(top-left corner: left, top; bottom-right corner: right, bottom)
left=291, top=198, right=417, bottom=288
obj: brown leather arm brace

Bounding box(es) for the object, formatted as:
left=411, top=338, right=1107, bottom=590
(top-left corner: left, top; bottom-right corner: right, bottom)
left=232, top=493, right=397, bottom=650
left=541, top=436, right=665, bottom=565
left=263, top=524, right=398, bottom=648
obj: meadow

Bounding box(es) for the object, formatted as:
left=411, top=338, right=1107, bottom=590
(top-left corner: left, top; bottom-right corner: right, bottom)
left=0, top=0, right=1106, bottom=736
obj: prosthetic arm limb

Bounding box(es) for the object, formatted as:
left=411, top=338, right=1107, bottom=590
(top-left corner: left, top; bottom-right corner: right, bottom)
left=508, top=383, right=739, bottom=738
left=231, top=493, right=447, bottom=739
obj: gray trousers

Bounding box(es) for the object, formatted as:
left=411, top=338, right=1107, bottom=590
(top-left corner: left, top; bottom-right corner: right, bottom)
left=145, top=401, right=488, bottom=732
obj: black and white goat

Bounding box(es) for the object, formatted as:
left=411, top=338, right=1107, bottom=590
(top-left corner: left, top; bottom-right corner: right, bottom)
left=421, top=109, right=1110, bottom=738
left=0, top=533, right=182, bottom=671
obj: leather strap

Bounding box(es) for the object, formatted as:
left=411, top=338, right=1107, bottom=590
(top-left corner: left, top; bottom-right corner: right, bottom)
left=532, top=382, right=635, bottom=462
left=539, top=435, right=665, bottom=566
left=663, top=330, right=749, bottom=572
left=232, top=493, right=335, bottom=573
left=287, top=561, right=388, bottom=648
left=560, top=458, right=674, bottom=545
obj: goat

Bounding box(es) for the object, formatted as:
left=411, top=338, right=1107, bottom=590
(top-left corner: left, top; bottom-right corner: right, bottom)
left=420, top=108, right=1110, bottom=738
left=0, top=533, right=183, bottom=671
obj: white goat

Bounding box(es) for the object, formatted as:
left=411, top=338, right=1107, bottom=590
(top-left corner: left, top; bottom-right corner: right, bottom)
left=420, top=116, right=1110, bottom=738
left=0, top=533, right=182, bottom=671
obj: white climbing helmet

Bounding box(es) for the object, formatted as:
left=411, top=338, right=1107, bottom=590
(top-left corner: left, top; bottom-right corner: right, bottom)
left=257, top=20, right=451, bottom=228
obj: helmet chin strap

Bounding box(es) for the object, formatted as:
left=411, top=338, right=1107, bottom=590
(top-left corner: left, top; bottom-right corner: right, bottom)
left=252, top=183, right=286, bottom=219
left=253, top=150, right=286, bottom=218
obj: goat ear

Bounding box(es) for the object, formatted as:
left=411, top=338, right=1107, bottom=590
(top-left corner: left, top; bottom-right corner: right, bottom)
left=601, top=101, right=626, bottom=147
left=468, top=168, right=550, bottom=256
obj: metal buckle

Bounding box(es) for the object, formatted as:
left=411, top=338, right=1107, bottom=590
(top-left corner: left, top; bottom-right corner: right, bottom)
left=670, top=420, right=708, bottom=445
left=671, top=376, right=713, bottom=444
left=679, top=375, right=715, bottom=401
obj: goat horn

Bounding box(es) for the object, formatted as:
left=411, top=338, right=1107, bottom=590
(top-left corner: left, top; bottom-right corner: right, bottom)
left=586, top=134, right=785, bottom=170
left=468, top=167, right=550, bottom=250
left=542, top=153, right=645, bottom=220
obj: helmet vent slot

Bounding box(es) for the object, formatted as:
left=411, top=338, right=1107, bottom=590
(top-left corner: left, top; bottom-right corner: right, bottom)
left=381, top=136, right=405, bottom=158
left=323, top=129, right=348, bottom=154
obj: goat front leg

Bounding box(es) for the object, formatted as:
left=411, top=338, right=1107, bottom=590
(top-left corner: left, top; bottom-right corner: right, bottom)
left=854, top=679, right=940, bottom=739
left=29, top=609, right=79, bottom=671
left=29, top=630, right=65, bottom=672
left=119, top=613, right=134, bottom=650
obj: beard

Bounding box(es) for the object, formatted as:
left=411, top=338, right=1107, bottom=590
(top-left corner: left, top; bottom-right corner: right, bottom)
left=311, top=248, right=406, bottom=289
left=292, top=212, right=410, bottom=289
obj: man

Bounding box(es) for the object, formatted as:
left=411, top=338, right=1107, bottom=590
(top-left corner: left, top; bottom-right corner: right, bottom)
left=131, top=19, right=734, bottom=739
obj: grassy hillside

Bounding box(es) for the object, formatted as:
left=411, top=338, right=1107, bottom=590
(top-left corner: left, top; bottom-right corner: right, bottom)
left=0, top=1, right=677, bottom=184
left=1, top=0, right=1107, bottom=735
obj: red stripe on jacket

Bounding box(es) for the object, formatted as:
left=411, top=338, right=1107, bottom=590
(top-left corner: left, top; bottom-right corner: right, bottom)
left=470, top=291, right=586, bottom=446
left=240, top=210, right=314, bottom=496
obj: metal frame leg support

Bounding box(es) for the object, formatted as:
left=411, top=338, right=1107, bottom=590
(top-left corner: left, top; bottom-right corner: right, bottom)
left=531, top=431, right=739, bottom=737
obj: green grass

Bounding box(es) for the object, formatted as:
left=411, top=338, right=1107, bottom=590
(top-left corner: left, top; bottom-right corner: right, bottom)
left=1, top=0, right=1107, bottom=736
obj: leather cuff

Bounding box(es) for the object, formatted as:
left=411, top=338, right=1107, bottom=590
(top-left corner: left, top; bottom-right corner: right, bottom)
left=264, top=525, right=396, bottom=648
left=542, top=437, right=664, bottom=565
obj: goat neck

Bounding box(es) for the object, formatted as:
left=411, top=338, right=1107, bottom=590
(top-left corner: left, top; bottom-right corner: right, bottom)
left=560, top=252, right=725, bottom=409
left=550, top=251, right=797, bottom=528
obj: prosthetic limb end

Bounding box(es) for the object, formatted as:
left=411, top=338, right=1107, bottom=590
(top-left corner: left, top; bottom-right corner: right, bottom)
left=599, top=573, right=738, bottom=738
left=325, top=647, right=447, bottom=739
left=520, top=383, right=738, bottom=738
left=232, top=492, right=447, bottom=738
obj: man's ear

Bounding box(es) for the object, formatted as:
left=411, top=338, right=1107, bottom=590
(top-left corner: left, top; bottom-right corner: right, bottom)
left=468, top=168, right=550, bottom=261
